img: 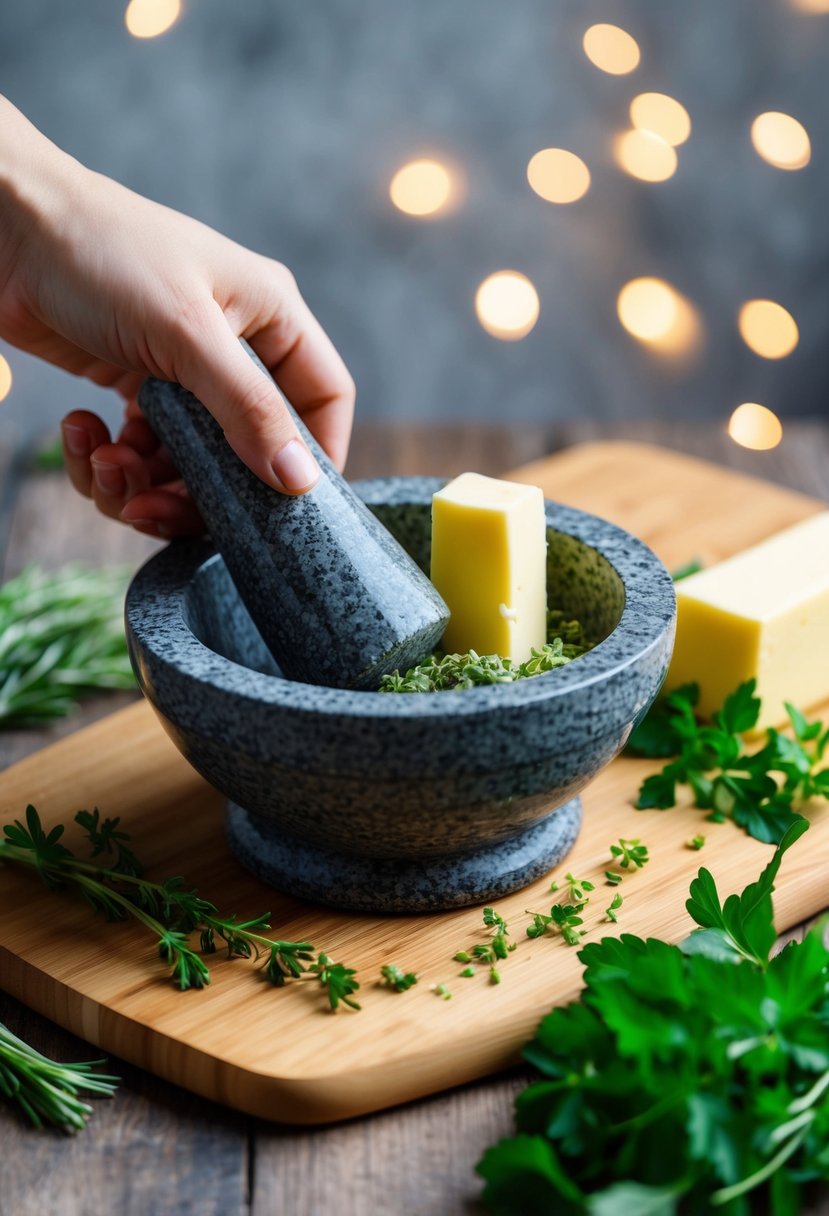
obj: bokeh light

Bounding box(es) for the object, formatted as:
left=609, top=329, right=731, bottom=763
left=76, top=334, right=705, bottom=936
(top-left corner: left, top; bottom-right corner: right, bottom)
left=738, top=299, right=799, bottom=359
left=475, top=272, right=540, bottom=341
left=789, top=0, right=829, bottom=11
left=389, top=159, right=456, bottom=217
left=629, top=93, right=691, bottom=146
left=750, top=112, right=811, bottom=170
left=582, top=24, right=641, bottom=74
left=614, top=130, right=678, bottom=182
left=527, top=149, right=591, bottom=204
left=0, top=354, right=11, bottom=403
left=617, top=277, right=701, bottom=356
left=728, top=403, right=784, bottom=450
left=125, top=0, right=182, bottom=40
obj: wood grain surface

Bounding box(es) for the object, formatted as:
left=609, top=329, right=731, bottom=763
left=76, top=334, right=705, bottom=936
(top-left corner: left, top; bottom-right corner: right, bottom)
left=1, top=421, right=828, bottom=1216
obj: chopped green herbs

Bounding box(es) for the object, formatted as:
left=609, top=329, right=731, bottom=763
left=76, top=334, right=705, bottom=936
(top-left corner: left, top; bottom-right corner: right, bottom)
left=604, top=893, right=623, bottom=923
left=687, top=834, right=706, bottom=851
left=0, top=806, right=355, bottom=1007
left=379, top=610, right=592, bottom=693
left=633, top=680, right=829, bottom=844
left=0, top=1022, right=119, bottom=1132
left=526, top=903, right=587, bottom=948
left=0, top=565, right=136, bottom=727
left=379, top=964, right=418, bottom=993
left=432, top=983, right=452, bottom=1000
left=478, top=820, right=828, bottom=1214
left=608, top=838, right=649, bottom=871
left=455, top=907, right=517, bottom=980
left=550, top=873, right=595, bottom=903
left=311, top=955, right=361, bottom=1011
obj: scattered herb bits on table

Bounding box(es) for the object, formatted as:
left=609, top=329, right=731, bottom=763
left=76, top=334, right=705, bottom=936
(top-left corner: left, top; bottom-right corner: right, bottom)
left=478, top=819, right=829, bottom=1215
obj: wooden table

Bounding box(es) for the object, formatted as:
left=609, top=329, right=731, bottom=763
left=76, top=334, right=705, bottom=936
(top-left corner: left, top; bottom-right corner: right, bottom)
left=1, top=419, right=828, bottom=1216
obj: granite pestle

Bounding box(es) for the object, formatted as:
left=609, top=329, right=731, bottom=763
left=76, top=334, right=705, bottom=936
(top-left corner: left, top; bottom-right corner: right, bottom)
left=137, top=368, right=449, bottom=690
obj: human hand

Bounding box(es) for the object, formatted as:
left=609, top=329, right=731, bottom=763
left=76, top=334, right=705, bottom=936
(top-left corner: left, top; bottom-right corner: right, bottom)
left=0, top=98, right=355, bottom=538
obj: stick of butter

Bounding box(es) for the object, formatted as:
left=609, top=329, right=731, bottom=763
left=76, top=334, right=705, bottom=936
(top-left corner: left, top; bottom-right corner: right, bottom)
left=430, top=472, right=547, bottom=663
left=667, top=511, right=829, bottom=729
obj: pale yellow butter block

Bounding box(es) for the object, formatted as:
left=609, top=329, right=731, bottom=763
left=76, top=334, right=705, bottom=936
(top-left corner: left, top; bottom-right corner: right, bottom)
left=667, top=511, right=829, bottom=729
left=430, top=472, right=547, bottom=663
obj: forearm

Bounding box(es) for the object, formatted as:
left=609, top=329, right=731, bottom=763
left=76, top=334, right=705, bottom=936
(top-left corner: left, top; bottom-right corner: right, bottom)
left=0, top=95, right=78, bottom=290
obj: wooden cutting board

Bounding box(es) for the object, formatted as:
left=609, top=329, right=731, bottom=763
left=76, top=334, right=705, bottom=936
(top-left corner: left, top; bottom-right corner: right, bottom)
left=0, top=441, right=826, bottom=1125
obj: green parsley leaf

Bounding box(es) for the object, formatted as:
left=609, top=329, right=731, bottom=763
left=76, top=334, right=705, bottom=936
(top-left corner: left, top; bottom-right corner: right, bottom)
left=477, top=822, right=829, bottom=1214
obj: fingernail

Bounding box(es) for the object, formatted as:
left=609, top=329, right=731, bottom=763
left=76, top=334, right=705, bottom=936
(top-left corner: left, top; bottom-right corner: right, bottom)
left=271, top=440, right=320, bottom=494
left=62, top=423, right=90, bottom=457
left=91, top=460, right=126, bottom=497
left=129, top=520, right=172, bottom=538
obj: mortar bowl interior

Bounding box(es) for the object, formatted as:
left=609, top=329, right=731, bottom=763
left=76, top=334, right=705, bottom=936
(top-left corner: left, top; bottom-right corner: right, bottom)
left=126, top=476, right=676, bottom=911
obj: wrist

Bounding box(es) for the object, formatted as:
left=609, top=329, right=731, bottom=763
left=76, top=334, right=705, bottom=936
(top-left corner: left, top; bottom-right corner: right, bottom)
left=0, top=96, right=83, bottom=286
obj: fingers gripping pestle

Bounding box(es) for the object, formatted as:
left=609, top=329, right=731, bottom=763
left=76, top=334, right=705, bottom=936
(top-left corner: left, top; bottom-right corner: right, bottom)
left=137, top=363, right=449, bottom=690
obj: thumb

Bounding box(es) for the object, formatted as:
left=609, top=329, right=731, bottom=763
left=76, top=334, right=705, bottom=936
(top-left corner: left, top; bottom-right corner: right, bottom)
left=175, top=308, right=320, bottom=495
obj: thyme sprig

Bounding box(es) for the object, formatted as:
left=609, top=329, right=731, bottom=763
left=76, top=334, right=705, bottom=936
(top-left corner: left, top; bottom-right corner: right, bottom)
left=0, top=565, right=135, bottom=727
left=0, top=806, right=350, bottom=1002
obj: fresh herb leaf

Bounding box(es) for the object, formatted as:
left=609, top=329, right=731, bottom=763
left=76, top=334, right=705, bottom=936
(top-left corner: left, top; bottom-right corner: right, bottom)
left=686, top=835, right=706, bottom=851
left=633, top=682, right=827, bottom=845
left=608, top=838, right=649, bottom=870
left=604, top=894, right=623, bottom=923
left=0, top=1022, right=118, bottom=1131
left=379, top=964, right=418, bottom=993
left=0, top=566, right=136, bottom=727
left=477, top=825, right=829, bottom=1215
left=311, top=954, right=361, bottom=1011
left=432, top=983, right=452, bottom=1000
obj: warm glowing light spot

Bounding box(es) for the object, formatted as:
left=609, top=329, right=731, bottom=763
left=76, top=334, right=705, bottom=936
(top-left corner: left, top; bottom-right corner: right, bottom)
left=125, top=0, right=181, bottom=39
left=614, top=129, right=678, bottom=182
left=582, top=24, right=641, bottom=74
left=0, top=355, right=11, bottom=402
left=617, top=277, right=700, bottom=356
left=475, top=272, right=540, bottom=341
left=630, top=93, right=691, bottom=147
left=790, top=0, right=829, bottom=12
left=527, top=149, right=591, bottom=204
left=751, top=112, right=811, bottom=170
left=738, top=300, right=799, bottom=359
left=389, top=159, right=455, bottom=217
left=728, top=403, right=784, bottom=451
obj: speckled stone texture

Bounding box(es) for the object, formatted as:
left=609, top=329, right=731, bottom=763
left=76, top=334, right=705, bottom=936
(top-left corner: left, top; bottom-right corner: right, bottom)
left=126, top=478, right=676, bottom=912
left=226, top=797, right=583, bottom=913
left=137, top=376, right=448, bottom=690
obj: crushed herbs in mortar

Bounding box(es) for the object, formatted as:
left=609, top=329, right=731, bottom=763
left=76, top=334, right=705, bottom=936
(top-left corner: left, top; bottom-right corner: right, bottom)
left=379, top=609, right=593, bottom=693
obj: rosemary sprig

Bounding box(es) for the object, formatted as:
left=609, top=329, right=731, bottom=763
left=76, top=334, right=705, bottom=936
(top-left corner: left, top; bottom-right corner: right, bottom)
left=0, top=565, right=135, bottom=727
left=0, top=1022, right=118, bottom=1132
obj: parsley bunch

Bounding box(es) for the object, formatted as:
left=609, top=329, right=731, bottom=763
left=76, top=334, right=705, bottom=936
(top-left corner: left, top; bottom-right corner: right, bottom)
left=0, top=565, right=135, bottom=727
left=631, top=680, right=829, bottom=844
left=478, top=819, right=829, bottom=1214
left=379, top=610, right=592, bottom=693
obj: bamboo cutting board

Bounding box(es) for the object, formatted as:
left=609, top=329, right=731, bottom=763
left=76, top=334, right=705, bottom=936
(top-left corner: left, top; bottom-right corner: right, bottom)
left=0, top=441, right=827, bottom=1125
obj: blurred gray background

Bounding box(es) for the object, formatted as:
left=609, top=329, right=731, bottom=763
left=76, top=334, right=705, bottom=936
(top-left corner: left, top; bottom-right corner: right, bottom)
left=0, top=0, right=826, bottom=452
